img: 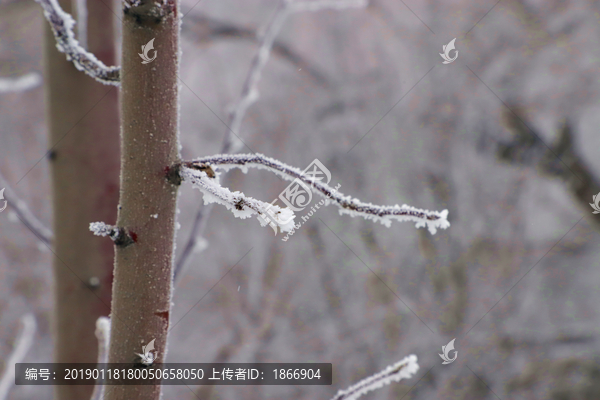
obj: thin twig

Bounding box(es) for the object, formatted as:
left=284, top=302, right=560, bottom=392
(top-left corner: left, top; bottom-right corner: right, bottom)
left=90, top=317, right=110, bottom=400
left=35, top=0, right=120, bottom=85
left=174, top=0, right=369, bottom=282
left=0, top=314, right=37, bottom=400
left=0, top=73, right=42, bottom=93
left=328, top=354, right=419, bottom=400
left=0, top=170, right=53, bottom=246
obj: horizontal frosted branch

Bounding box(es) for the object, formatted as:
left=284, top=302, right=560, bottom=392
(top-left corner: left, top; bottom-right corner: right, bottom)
left=329, top=354, right=419, bottom=400
left=180, top=154, right=450, bottom=234
left=0, top=73, right=42, bottom=93
left=0, top=314, right=37, bottom=400
left=35, top=0, right=120, bottom=85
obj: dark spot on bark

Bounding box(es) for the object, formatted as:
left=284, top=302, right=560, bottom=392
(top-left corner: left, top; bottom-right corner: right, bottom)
left=114, top=228, right=136, bottom=247
left=155, top=310, right=169, bottom=321
left=165, top=164, right=182, bottom=186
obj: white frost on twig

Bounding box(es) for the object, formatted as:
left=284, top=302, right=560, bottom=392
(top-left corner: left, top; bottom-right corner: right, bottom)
left=0, top=73, right=42, bottom=93
left=0, top=171, right=53, bottom=246
left=329, top=354, right=419, bottom=400
left=0, top=314, right=37, bottom=400
left=89, top=221, right=119, bottom=238
left=34, top=0, right=120, bottom=85
left=90, top=317, right=110, bottom=400
left=181, top=167, right=297, bottom=233
left=181, top=154, right=450, bottom=234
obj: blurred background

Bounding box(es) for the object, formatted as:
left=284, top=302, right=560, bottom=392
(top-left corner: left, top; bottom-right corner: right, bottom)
left=1, top=0, right=600, bottom=398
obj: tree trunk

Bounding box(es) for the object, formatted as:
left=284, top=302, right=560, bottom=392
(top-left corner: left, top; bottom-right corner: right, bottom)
left=105, top=1, right=180, bottom=398
left=43, top=0, right=120, bottom=399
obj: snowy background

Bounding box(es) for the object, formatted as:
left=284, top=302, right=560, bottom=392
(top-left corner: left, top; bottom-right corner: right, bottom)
left=1, top=0, right=600, bottom=399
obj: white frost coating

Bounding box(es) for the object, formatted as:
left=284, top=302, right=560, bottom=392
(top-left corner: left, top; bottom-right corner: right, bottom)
left=184, top=154, right=450, bottom=234
left=0, top=314, right=36, bottom=400
left=89, top=221, right=117, bottom=237
left=329, top=354, right=419, bottom=400
left=181, top=167, right=296, bottom=233
left=0, top=73, right=42, bottom=93
left=34, top=0, right=120, bottom=85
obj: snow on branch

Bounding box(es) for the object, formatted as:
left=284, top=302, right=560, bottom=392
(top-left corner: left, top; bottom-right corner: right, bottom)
left=222, top=0, right=368, bottom=153
left=35, top=0, right=120, bottom=85
left=180, top=166, right=297, bottom=234
left=89, top=222, right=136, bottom=247
left=90, top=317, right=110, bottom=400
left=0, top=171, right=53, bottom=246
left=0, top=314, right=36, bottom=400
left=0, top=73, right=42, bottom=93
left=328, top=354, right=419, bottom=400
left=178, top=154, right=450, bottom=235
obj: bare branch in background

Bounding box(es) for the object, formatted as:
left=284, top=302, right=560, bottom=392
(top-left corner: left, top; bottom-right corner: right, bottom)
left=35, top=0, right=120, bottom=85
left=222, top=0, right=368, bottom=153
left=0, top=73, right=42, bottom=92
left=0, top=314, right=37, bottom=400
left=0, top=170, right=53, bottom=246
left=89, top=317, right=110, bottom=400
left=182, top=15, right=329, bottom=87
left=496, top=105, right=600, bottom=228
left=75, top=0, right=87, bottom=49
left=328, top=354, right=419, bottom=400
left=174, top=0, right=369, bottom=282
left=178, top=153, right=450, bottom=234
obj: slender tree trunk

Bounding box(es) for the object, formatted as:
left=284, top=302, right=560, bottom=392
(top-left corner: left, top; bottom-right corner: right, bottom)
left=105, top=1, right=180, bottom=398
left=43, top=0, right=120, bottom=399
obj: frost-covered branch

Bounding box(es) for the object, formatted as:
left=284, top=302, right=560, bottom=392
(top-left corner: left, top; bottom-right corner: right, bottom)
left=35, top=0, right=120, bottom=85
left=0, top=171, right=53, bottom=246
left=328, top=354, right=419, bottom=400
left=222, top=0, right=368, bottom=153
left=90, top=317, right=110, bottom=400
left=0, top=73, right=42, bottom=93
left=178, top=154, right=450, bottom=235
left=0, top=314, right=36, bottom=400
left=89, top=222, right=136, bottom=247
left=174, top=0, right=369, bottom=281
left=180, top=166, right=297, bottom=233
